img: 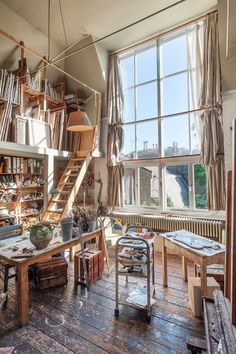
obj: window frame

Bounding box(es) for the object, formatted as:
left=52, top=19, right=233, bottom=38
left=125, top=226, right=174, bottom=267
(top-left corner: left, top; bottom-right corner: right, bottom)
left=123, top=157, right=208, bottom=213
left=119, top=23, right=211, bottom=214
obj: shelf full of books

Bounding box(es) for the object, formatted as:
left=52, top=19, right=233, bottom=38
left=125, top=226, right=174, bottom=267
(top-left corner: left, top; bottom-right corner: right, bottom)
left=0, top=155, right=45, bottom=229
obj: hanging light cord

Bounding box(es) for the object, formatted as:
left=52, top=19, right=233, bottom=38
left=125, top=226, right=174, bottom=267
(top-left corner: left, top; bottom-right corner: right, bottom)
left=226, top=0, right=230, bottom=59
left=48, top=0, right=51, bottom=60
left=58, top=0, right=68, bottom=48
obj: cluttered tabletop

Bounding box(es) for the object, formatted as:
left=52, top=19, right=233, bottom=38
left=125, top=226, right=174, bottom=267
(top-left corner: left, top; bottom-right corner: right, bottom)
left=160, top=229, right=225, bottom=256
left=0, top=231, right=65, bottom=263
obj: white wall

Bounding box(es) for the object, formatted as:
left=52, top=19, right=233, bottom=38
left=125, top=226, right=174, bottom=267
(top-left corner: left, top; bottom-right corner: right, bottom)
left=218, top=0, right=236, bottom=172
left=64, top=35, right=108, bottom=97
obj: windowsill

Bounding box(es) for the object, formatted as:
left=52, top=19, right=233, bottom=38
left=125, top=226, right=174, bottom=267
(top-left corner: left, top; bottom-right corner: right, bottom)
left=113, top=207, right=226, bottom=221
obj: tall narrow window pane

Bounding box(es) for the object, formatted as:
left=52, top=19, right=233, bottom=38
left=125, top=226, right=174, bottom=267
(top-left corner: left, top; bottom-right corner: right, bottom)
left=124, top=167, right=136, bottom=205
left=136, top=82, right=157, bottom=120
left=161, top=72, right=188, bottom=115
left=136, top=45, right=157, bottom=85
left=165, top=165, right=189, bottom=208
left=123, top=88, right=135, bottom=123
left=139, top=166, right=160, bottom=207
left=160, top=33, right=187, bottom=77
left=137, top=121, right=159, bottom=159
left=162, top=115, right=189, bottom=156
left=194, top=164, right=207, bottom=209
left=121, top=124, right=136, bottom=160
left=120, top=54, right=134, bottom=88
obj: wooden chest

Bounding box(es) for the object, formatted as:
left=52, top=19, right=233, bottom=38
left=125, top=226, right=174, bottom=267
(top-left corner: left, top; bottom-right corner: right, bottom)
left=75, top=249, right=104, bottom=285
left=36, top=256, right=68, bottom=290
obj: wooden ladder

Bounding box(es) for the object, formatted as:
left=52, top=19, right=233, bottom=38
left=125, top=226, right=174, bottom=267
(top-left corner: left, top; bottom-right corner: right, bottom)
left=42, top=150, right=93, bottom=223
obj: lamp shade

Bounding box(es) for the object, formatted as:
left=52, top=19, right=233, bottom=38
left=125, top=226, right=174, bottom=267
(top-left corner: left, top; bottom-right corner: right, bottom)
left=67, top=111, right=93, bottom=132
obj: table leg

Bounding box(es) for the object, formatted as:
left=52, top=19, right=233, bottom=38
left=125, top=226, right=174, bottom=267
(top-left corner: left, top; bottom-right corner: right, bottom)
left=74, top=253, right=78, bottom=284
left=182, top=256, right=188, bottom=282
left=162, top=238, right=167, bottom=287
left=17, top=264, right=29, bottom=326
left=200, top=263, right=207, bottom=297
left=69, top=246, right=75, bottom=262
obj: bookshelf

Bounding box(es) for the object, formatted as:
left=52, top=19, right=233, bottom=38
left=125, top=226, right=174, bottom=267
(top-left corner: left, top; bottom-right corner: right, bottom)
left=0, top=155, right=45, bottom=229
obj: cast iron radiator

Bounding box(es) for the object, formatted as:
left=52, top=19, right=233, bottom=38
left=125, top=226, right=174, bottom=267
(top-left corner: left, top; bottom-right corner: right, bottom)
left=110, top=212, right=225, bottom=242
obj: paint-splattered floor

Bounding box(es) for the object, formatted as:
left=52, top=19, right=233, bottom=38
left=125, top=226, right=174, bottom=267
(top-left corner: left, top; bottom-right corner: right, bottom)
left=0, top=252, right=204, bottom=353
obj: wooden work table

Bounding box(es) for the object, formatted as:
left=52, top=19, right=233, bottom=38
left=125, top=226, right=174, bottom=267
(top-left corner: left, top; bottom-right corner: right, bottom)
left=159, top=230, right=225, bottom=297
left=0, top=228, right=104, bottom=326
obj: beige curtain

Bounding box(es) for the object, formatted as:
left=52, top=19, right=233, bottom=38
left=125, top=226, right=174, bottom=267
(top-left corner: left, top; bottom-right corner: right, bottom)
left=107, top=54, right=124, bottom=207
left=199, top=12, right=225, bottom=210
left=186, top=22, right=203, bottom=146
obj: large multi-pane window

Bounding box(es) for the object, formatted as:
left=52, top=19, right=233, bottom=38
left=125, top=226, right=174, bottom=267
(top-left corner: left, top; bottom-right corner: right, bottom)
left=120, top=23, right=207, bottom=211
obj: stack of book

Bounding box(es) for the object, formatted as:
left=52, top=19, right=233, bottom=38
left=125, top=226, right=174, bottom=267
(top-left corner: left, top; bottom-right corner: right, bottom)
left=0, top=156, right=42, bottom=174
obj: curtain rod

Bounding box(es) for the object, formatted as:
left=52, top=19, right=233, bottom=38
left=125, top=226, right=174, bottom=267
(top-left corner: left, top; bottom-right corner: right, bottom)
left=112, top=8, right=217, bottom=56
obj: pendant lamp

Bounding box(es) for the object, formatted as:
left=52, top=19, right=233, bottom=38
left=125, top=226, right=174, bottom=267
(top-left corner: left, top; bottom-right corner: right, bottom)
left=67, top=110, right=93, bottom=132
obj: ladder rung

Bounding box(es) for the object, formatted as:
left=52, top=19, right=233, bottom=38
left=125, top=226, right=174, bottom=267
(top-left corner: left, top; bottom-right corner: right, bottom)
left=64, top=182, right=74, bottom=185
left=51, top=200, right=67, bottom=203
left=45, top=210, right=62, bottom=214
left=66, top=167, right=81, bottom=171
left=63, top=172, right=78, bottom=177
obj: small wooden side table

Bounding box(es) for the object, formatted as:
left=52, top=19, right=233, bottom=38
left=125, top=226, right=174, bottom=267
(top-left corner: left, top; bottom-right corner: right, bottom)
left=159, top=231, right=225, bottom=297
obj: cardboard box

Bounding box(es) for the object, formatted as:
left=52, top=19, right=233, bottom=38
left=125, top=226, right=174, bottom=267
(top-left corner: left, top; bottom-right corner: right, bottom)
left=188, top=276, right=220, bottom=317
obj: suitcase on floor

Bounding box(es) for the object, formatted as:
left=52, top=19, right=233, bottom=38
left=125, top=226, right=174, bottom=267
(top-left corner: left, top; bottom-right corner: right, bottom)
left=36, top=256, right=68, bottom=290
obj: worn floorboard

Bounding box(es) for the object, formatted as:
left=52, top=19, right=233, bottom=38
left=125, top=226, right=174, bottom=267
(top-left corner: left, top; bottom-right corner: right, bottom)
left=0, top=252, right=204, bottom=353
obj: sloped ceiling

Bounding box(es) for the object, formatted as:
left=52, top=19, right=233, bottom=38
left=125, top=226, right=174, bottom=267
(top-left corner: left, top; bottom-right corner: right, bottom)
left=1, top=0, right=216, bottom=51
left=0, top=0, right=217, bottom=96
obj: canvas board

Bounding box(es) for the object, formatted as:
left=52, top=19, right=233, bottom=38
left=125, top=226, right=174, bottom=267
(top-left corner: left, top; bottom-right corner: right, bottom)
left=14, top=115, right=28, bottom=144
left=28, top=117, right=51, bottom=148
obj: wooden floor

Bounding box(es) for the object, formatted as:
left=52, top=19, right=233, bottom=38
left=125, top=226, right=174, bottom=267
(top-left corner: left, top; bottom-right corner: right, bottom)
left=0, top=251, right=204, bottom=354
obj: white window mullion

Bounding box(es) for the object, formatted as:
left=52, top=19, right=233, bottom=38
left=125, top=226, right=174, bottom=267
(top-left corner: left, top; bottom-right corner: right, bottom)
left=189, top=162, right=194, bottom=210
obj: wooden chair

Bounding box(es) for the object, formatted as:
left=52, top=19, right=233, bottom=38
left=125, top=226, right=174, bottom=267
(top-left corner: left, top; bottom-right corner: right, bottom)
left=0, top=224, right=23, bottom=299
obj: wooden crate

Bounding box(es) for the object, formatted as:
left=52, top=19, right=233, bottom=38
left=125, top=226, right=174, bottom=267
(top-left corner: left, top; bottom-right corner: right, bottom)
left=188, top=277, right=220, bottom=317
left=36, top=256, right=68, bottom=290
left=75, top=249, right=104, bottom=285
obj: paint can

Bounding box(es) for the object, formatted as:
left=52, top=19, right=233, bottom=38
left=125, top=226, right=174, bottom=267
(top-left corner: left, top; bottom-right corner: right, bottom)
left=60, top=217, right=73, bottom=242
